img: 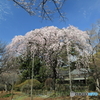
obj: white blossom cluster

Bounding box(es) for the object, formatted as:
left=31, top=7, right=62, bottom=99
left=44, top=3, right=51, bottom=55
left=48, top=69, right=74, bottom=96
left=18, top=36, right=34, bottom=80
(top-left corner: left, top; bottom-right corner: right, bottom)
left=6, top=26, right=92, bottom=63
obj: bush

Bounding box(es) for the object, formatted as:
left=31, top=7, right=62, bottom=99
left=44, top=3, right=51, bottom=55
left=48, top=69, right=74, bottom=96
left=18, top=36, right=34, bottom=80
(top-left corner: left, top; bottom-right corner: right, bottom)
left=45, top=78, right=54, bottom=90
left=14, top=79, right=41, bottom=91
left=21, top=84, right=31, bottom=94
left=0, top=84, right=5, bottom=91
left=89, top=83, right=96, bottom=91
left=87, top=78, right=96, bottom=91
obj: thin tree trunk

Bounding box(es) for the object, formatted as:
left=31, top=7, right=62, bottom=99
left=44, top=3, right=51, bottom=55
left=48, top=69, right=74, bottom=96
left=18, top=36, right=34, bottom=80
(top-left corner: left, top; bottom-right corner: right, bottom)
left=4, top=84, right=7, bottom=92
left=96, top=78, right=100, bottom=92
left=11, top=82, right=14, bottom=100
left=52, top=67, right=57, bottom=90
left=30, top=53, right=34, bottom=100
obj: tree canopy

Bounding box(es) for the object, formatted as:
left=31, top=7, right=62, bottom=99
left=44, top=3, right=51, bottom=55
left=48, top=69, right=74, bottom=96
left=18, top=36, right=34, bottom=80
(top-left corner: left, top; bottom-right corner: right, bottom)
left=5, top=26, right=92, bottom=70
left=4, top=25, right=92, bottom=91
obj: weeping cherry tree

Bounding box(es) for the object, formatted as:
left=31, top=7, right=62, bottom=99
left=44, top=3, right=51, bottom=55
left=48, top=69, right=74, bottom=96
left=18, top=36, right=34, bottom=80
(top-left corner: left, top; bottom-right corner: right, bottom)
left=5, top=26, right=91, bottom=93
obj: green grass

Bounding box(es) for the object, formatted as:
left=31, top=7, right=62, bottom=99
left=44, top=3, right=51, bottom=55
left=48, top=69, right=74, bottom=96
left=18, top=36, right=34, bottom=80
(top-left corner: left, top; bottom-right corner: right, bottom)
left=0, top=92, right=28, bottom=100
left=1, top=93, right=14, bottom=98
left=13, top=95, right=28, bottom=100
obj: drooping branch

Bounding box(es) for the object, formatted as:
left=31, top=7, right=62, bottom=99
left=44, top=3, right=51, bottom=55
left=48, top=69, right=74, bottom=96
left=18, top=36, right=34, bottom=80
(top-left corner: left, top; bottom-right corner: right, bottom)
left=11, top=0, right=67, bottom=20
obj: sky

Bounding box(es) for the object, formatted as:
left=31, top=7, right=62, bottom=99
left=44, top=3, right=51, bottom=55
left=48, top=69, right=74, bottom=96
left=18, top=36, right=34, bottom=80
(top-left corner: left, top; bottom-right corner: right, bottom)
left=0, top=0, right=100, bottom=44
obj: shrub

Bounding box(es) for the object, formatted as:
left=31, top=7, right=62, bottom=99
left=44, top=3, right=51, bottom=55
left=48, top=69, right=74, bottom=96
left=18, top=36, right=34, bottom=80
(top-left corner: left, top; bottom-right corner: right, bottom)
left=45, top=78, right=54, bottom=90
left=14, top=79, right=41, bottom=91
left=89, top=83, right=96, bottom=91
left=87, top=78, right=96, bottom=91
left=0, top=84, right=5, bottom=91
left=21, top=84, right=31, bottom=94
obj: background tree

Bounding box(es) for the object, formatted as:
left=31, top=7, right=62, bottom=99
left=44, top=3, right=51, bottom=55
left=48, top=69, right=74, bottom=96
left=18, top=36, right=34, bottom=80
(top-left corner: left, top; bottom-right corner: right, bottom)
left=0, top=40, right=6, bottom=74
left=19, top=55, right=47, bottom=82
left=87, top=20, right=100, bottom=91
left=0, top=71, right=19, bottom=92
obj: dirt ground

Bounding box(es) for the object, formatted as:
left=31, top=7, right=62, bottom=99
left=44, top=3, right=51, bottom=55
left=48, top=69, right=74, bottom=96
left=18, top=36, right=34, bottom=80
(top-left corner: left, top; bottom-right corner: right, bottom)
left=0, top=96, right=99, bottom=100
left=24, top=97, right=70, bottom=100
left=20, top=96, right=99, bottom=100
left=0, top=92, right=100, bottom=100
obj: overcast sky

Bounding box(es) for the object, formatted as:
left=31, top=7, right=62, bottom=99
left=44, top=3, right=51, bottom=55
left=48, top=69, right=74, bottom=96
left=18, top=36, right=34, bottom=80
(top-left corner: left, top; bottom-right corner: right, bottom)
left=0, top=0, right=100, bottom=43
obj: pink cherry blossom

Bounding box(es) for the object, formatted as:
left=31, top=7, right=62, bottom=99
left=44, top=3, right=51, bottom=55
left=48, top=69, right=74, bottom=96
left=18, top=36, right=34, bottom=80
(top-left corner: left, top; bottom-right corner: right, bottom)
left=5, top=26, right=92, bottom=66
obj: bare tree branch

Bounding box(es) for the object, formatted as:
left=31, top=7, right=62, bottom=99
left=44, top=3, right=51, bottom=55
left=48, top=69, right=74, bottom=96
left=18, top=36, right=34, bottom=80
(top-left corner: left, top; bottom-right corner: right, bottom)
left=11, top=0, right=67, bottom=21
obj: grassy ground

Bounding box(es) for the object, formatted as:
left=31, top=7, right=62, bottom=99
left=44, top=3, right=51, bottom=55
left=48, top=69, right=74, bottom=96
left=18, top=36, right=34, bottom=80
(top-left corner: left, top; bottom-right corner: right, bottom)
left=0, top=91, right=100, bottom=100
